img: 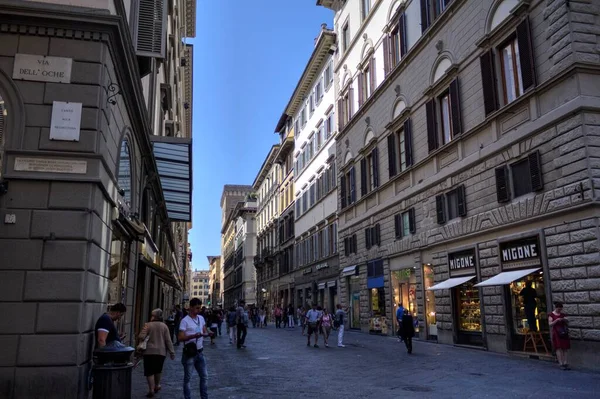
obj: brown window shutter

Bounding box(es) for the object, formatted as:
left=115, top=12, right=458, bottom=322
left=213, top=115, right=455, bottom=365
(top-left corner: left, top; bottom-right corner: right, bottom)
left=358, top=73, right=364, bottom=107
left=457, top=185, right=467, bottom=217
left=409, top=208, right=416, bottom=234
left=383, top=35, right=390, bottom=76
left=399, top=13, right=408, bottom=57
left=516, top=17, right=536, bottom=91
left=449, top=78, right=462, bottom=136
left=370, top=57, right=377, bottom=93
left=404, top=118, right=413, bottom=167
left=337, top=98, right=344, bottom=130
left=528, top=150, right=543, bottom=191
left=375, top=224, right=381, bottom=245
left=372, top=147, right=379, bottom=188
left=350, top=166, right=356, bottom=203
left=348, top=87, right=355, bottom=117
left=394, top=214, right=401, bottom=238
left=388, top=134, right=397, bottom=177
left=426, top=99, right=438, bottom=152
left=340, top=174, right=347, bottom=208
left=353, top=234, right=357, bottom=253
left=360, top=158, right=368, bottom=196
left=344, top=238, right=349, bottom=256
left=420, top=0, right=430, bottom=33
left=480, top=50, right=498, bottom=116
left=495, top=166, right=510, bottom=202
left=436, top=195, right=446, bottom=224
left=365, top=228, right=371, bottom=249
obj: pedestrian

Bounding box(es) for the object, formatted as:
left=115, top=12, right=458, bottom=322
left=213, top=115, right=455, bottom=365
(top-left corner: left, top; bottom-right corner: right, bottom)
left=95, top=302, right=127, bottom=348
left=178, top=298, right=213, bottom=399
left=305, top=303, right=321, bottom=348
left=227, top=306, right=237, bottom=345
left=259, top=306, right=266, bottom=328
left=520, top=281, right=538, bottom=331
left=320, top=308, right=333, bottom=347
left=399, top=309, right=415, bottom=354
left=335, top=304, right=347, bottom=348
left=274, top=305, right=283, bottom=328
left=174, top=305, right=183, bottom=346
left=549, top=301, right=571, bottom=370
left=216, top=307, right=224, bottom=336
left=287, top=304, right=295, bottom=328
left=208, top=310, right=219, bottom=345
left=301, top=307, right=307, bottom=335
left=236, top=300, right=248, bottom=349
left=296, top=306, right=303, bottom=328
left=250, top=306, right=258, bottom=328
left=396, top=302, right=405, bottom=342
left=138, top=309, right=175, bottom=397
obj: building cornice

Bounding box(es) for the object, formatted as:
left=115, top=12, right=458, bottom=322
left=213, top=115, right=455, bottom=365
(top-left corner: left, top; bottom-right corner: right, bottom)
left=252, top=144, right=281, bottom=189
left=275, top=27, right=336, bottom=132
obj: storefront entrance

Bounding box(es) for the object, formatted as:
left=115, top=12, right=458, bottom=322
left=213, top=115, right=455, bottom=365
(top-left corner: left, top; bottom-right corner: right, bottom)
left=454, top=281, right=483, bottom=346
left=423, top=264, right=437, bottom=340
left=391, top=268, right=420, bottom=334
left=348, top=276, right=361, bottom=329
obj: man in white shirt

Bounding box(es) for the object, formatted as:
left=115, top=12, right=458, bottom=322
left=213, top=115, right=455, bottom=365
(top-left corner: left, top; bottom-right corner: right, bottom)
left=178, top=298, right=212, bottom=399
left=305, top=303, right=321, bottom=348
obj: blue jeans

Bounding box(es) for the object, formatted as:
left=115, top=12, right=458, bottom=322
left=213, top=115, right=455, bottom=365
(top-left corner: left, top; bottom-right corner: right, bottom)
left=182, top=351, right=208, bottom=399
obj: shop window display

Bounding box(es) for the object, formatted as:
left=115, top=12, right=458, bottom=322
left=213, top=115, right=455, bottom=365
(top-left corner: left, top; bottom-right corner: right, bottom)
left=369, top=287, right=388, bottom=334
left=423, top=265, right=437, bottom=339
left=392, top=269, right=419, bottom=333
left=108, top=234, right=130, bottom=334
left=457, top=282, right=481, bottom=332
left=510, top=272, right=548, bottom=334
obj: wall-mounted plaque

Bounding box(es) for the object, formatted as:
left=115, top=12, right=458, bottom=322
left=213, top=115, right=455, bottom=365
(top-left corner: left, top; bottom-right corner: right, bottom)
left=13, top=54, right=72, bottom=83
left=14, top=157, right=87, bottom=174
left=50, top=101, right=82, bottom=141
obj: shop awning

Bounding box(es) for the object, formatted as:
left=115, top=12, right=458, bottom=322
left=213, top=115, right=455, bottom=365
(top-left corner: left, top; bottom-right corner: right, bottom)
left=150, top=136, right=192, bottom=222
left=474, top=268, right=541, bottom=287
left=318, top=283, right=326, bottom=289
left=341, top=265, right=358, bottom=277
left=327, top=280, right=337, bottom=288
left=140, top=257, right=181, bottom=291
left=427, top=275, right=475, bottom=291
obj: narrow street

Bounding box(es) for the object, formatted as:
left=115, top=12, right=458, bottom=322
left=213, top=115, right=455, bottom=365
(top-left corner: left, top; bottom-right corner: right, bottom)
left=132, top=326, right=599, bottom=399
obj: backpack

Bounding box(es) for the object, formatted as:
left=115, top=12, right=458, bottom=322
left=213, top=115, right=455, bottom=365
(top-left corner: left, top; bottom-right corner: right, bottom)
left=333, top=312, right=342, bottom=328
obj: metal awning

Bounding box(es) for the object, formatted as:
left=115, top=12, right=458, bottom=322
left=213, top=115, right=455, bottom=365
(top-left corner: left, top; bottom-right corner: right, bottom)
left=151, top=136, right=192, bottom=222
left=474, top=268, right=541, bottom=287
left=140, top=257, right=181, bottom=290
left=427, top=275, right=475, bottom=291
left=341, top=265, right=358, bottom=277
left=318, top=283, right=326, bottom=289
left=327, top=280, right=337, bottom=288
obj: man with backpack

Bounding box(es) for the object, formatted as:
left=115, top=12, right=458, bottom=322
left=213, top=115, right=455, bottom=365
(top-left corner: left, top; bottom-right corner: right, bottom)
left=236, top=300, right=248, bottom=349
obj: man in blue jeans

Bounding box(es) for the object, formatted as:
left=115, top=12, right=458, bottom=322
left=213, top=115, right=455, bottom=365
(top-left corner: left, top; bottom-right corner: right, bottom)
left=179, top=298, right=213, bottom=399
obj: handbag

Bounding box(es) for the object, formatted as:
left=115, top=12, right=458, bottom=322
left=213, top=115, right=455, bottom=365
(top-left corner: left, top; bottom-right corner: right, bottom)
left=183, top=341, right=198, bottom=357
left=557, top=325, right=569, bottom=339
left=136, top=335, right=149, bottom=352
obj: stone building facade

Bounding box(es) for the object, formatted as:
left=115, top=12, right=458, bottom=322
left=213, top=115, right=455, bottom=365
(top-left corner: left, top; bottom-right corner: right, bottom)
left=207, top=255, right=222, bottom=307
left=0, top=0, right=195, bottom=397
left=321, top=0, right=600, bottom=368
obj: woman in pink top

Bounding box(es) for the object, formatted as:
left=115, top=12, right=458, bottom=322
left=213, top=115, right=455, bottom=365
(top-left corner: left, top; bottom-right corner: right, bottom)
left=138, top=309, right=175, bottom=397
left=320, top=308, right=333, bottom=347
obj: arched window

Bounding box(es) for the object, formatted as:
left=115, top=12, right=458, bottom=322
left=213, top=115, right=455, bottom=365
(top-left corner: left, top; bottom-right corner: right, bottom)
left=0, top=93, right=6, bottom=180
left=117, top=140, right=132, bottom=209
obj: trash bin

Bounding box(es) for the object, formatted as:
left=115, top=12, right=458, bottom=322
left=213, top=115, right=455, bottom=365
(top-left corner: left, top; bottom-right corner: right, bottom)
left=92, top=343, right=135, bottom=399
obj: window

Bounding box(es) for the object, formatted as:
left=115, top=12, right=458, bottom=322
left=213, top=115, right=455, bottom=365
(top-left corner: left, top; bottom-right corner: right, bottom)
left=495, top=151, right=543, bottom=202
left=435, top=185, right=466, bottom=224
left=309, top=182, right=316, bottom=207
left=360, top=147, right=379, bottom=196
left=420, top=0, right=453, bottom=33
left=358, top=58, right=376, bottom=107
left=294, top=119, right=300, bottom=135
left=315, top=80, right=323, bottom=102
left=324, top=62, right=333, bottom=89
left=388, top=118, right=413, bottom=178
left=338, top=86, right=354, bottom=130
left=328, top=222, right=337, bottom=254
left=340, top=166, right=356, bottom=208
left=302, top=191, right=308, bottom=213
left=300, top=107, right=307, bottom=127
left=341, top=22, right=350, bottom=53
left=365, top=224, right=381, bottom=250
left=309, top=94, right=315, bottom=116
left=394, top=208, right=415, bottom=238
left=361, top=0, right=371, bottom=20
left=367, top=259, right=384, bottom=277
left=384, top=12, right=407, bottom=75
left=344, top=234, right=357, bottom=256
left=426, top=78, right=462, bottom=152
left=325, top=112, right=334, bottom=140
left=480, top=17, right=536, bottom=115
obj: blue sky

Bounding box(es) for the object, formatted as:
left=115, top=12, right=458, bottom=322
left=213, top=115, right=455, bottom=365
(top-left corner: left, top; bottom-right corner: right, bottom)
left=187, top=1, right=333, bottom=270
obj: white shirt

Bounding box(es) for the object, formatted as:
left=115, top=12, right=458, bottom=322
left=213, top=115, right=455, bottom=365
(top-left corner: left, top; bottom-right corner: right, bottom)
left=179, top=314, right=206, bottom=349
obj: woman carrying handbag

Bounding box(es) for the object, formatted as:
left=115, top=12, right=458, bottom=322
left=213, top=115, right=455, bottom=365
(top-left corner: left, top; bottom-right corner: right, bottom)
left=138, top=308, right=176, bottom=397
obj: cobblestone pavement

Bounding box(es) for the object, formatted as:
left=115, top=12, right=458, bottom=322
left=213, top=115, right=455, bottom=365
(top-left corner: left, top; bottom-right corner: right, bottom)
left=132, top=326, right=599, bottom=399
